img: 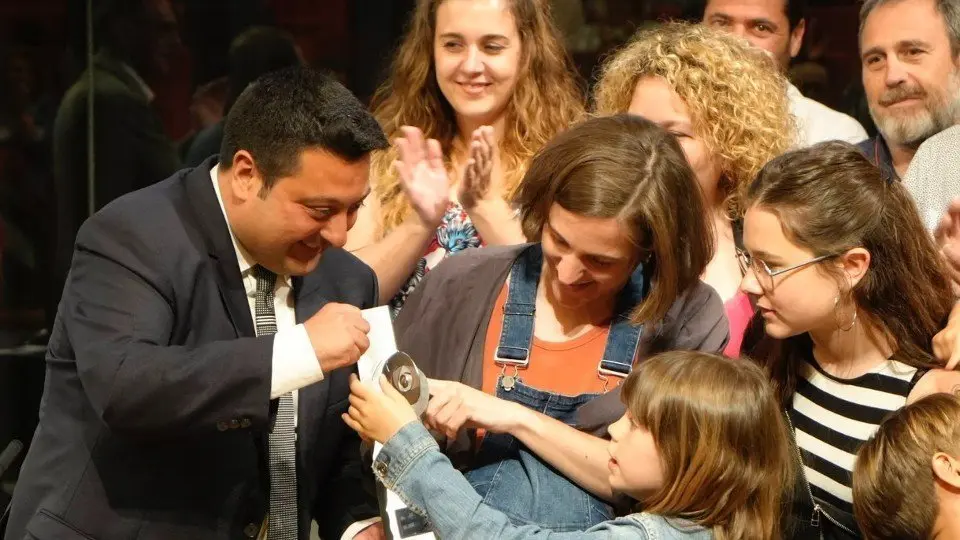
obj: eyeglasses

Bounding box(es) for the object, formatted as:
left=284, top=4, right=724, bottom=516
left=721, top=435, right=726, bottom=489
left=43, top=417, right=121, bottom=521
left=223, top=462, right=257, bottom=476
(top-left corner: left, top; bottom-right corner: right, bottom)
left=736, top=249, right=835, bottom=289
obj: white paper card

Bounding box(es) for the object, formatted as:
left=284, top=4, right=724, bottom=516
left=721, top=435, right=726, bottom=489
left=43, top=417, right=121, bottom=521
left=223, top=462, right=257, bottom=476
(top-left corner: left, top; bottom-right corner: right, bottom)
left=357, top=306, right=436, bottom=540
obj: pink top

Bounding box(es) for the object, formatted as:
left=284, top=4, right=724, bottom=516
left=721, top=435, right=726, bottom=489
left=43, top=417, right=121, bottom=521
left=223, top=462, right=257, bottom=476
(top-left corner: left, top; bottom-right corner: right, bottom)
left=722, top=292, right=754, bottom=357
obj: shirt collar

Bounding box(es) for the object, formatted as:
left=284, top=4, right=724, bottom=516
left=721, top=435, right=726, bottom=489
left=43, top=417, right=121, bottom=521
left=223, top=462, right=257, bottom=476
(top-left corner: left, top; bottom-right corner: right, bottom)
left=210, top=164, right=278, bottom=282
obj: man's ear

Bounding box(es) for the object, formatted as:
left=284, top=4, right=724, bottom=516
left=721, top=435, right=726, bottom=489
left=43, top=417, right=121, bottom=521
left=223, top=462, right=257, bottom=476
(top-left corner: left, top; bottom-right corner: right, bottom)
left=229, top=150, right=264, bottom=202
left=789, top=19, right=806, bottom=59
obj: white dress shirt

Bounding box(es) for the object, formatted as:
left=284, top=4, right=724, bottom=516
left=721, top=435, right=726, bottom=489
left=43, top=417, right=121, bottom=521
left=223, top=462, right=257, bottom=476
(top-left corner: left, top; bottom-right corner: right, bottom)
left=211, top=166, right=379, bottom=538
left=210, top=165, right=324, bottom=422
left=788, top=83, right=869, bottom=147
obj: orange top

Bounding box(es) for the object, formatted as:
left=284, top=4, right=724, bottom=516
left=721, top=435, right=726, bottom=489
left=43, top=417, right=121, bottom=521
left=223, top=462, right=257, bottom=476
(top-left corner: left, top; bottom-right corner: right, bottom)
left=481, top=283, right=612, bottom=398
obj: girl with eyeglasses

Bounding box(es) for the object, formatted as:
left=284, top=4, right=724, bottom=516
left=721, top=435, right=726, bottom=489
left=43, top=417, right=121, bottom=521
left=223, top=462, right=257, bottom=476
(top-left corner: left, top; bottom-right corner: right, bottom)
left=739, top=141, right=960, bottom=540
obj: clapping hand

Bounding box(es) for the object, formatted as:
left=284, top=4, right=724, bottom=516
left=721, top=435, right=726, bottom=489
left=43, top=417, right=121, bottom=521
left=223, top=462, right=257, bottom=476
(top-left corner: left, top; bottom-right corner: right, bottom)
left=393, top=126, right=450, bottom=229
left=458, top=126, right=498, bottom=210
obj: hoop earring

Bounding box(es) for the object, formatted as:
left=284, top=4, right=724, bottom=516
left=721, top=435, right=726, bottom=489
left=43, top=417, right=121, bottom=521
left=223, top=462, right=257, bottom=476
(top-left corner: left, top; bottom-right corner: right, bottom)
left=834, top=294, right=857, bottom=331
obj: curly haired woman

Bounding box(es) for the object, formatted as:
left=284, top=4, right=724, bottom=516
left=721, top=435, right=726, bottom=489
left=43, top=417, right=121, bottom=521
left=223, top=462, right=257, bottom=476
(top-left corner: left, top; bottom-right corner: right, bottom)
left=345, top=0, right=584, bottom=314
left=594, top=22, right=795, bottom=355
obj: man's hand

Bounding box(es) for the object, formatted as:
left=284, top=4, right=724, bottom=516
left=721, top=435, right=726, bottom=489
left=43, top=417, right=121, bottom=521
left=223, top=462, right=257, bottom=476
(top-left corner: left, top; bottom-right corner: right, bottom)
left=394, top=126, right=451, bottom=229
left=423, top=379, right=522, bottom=440
left=303, top=303, right=370, bottom=373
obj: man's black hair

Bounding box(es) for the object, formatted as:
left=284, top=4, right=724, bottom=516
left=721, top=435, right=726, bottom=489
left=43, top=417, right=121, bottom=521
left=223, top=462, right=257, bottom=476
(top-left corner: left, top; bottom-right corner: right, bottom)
left=699, top=0, right=808, bottom=30
left=220, top=66, right=389, bottom=189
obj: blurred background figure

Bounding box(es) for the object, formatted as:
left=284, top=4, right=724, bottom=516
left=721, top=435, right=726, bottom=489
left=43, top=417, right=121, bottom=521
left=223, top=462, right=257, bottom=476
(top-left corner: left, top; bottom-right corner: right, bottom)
left=183, top=26, right=302, bottom=167
left=50, top=0, right=182, bottom=331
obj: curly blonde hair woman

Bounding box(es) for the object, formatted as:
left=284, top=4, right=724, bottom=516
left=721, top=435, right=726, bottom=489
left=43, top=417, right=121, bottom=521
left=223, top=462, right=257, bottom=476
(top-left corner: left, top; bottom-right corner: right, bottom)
left=594, top=22, right=795, bottom=355
left=345, top=0, right=584, bottom=313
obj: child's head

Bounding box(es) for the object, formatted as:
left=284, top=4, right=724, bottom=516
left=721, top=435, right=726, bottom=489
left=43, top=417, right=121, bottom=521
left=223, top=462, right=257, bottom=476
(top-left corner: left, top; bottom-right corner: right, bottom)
left=854, top=393, right=960, bottom=540
left=610, top=351, right=791, bottom=540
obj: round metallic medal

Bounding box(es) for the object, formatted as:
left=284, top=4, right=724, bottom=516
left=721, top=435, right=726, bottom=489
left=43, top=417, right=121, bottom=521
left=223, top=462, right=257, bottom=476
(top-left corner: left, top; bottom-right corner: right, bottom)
left=380, top=351, right=430, bottom=416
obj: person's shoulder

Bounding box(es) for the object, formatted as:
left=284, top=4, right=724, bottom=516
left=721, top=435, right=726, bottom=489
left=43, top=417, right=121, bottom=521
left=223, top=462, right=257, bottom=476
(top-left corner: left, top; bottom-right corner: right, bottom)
left=314, top=247, right=375, bottom=278
left=917, top=125, right=960, bottom=155
left=909, top=368, right=960, bottom=404
left=426, top=243, right=528, bottom=280
left=628, top=513, right=712, bottom=539
left=77, top=168, right=189, bottom=243
left=672, top=280, right=725, bottom=321
left=790, top=87, right=867, bottom=143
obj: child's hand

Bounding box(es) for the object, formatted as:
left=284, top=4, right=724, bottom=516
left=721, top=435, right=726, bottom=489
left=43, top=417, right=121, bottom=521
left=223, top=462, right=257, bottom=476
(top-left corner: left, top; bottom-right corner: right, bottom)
left=342, top=374, right=419, bottom=444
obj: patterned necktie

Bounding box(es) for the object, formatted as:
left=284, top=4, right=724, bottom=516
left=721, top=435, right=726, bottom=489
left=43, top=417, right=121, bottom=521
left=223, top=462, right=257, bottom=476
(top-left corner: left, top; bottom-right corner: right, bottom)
left=253, top=265, right=298, bottom=540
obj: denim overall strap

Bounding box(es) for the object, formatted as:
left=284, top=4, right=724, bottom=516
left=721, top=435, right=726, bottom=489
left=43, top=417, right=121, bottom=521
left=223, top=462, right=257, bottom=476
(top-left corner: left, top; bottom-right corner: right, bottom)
left=598, top=263, right=647, bottom=380
left=494, top=245, right=542, bottom=365
left=495, top=245, right=647, bottom=384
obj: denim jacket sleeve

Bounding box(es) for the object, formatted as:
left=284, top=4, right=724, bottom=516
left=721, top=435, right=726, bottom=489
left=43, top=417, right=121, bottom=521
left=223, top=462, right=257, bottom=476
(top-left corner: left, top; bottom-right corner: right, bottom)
left=373, top=422, right=652, bottom=540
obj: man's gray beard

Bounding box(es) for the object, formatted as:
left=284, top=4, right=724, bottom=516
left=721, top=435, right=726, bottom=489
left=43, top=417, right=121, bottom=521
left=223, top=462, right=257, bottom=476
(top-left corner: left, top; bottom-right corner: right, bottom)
left=870, top=71, right=960, bottom=149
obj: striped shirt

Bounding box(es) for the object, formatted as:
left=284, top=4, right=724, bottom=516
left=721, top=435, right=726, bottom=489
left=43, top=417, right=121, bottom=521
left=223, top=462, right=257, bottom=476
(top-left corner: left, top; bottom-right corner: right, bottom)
left=788, top=356, right=918, bottom=515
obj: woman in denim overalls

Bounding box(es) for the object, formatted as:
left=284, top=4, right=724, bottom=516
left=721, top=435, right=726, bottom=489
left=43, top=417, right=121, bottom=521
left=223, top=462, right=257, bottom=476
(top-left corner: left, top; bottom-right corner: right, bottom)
left=392, top=114, right=726, bottom=532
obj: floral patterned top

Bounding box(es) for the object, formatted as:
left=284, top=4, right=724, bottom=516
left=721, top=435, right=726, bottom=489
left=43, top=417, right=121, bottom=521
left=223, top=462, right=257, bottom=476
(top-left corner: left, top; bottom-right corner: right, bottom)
left=390, top=203, right=483, bottom=317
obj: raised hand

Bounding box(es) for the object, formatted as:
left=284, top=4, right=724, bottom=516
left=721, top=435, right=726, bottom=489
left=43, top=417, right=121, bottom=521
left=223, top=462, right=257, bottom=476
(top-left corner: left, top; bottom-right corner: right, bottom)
left=394, top=126, right=450, bottom=228
left=458, top=126, right=498, bottom=210
left=303, top=303, right=370, bottom=374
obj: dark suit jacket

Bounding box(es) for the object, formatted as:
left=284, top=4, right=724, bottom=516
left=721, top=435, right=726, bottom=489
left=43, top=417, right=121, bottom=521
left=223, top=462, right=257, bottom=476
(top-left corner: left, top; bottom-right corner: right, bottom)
left=51, top=49, right=180, bottom=326
left=6, top=157, right=379, bottom=540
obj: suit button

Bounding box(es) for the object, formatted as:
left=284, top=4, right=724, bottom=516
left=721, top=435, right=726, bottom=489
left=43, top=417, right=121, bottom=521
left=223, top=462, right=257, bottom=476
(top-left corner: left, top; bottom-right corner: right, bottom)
left=240, top=417, right=252, bottom=428
left=229, top=419, right=241, bottom=429
left=216, top=421, right=229, bottom=432
left=243, top=523, right=260, bottom=538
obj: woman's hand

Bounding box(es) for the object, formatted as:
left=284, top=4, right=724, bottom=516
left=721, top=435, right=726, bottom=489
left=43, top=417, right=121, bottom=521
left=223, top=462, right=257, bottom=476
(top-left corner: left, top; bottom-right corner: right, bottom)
left=424, top=379, right=524, bottom=440
left=458, top=126, right=499, bottom=211
left=394, top=126, right=451, bottom=229
left=342, top=374, right=419, bottom=444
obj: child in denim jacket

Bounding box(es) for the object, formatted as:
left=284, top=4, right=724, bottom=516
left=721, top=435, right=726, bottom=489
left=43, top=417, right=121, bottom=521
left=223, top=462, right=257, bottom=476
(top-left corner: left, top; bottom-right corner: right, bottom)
left=344, top=351, right=792, bottom=539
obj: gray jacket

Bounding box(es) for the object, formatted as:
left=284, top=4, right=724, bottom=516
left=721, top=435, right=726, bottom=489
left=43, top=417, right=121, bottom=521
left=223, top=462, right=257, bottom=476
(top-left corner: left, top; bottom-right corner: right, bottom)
left=394, top=244, right=729, bottom=441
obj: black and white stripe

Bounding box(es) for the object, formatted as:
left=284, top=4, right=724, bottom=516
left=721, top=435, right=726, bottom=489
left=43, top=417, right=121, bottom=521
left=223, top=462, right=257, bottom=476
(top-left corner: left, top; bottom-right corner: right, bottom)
left=254, top=265, right=298, bottom=540
left=788, top=357, right=916, bottom=514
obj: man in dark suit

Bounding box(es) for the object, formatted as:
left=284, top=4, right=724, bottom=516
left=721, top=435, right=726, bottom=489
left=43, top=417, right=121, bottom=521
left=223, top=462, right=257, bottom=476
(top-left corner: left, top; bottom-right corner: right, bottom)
left=5, top=66, right=388, bottom=539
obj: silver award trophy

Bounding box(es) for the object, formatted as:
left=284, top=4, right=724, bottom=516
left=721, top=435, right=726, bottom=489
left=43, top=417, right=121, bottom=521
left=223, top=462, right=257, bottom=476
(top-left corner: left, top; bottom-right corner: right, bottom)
left=374, top=351, right=435, bottom=539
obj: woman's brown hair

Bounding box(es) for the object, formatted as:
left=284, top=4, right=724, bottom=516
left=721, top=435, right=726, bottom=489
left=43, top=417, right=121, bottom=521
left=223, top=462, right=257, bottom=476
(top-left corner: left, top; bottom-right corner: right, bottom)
left=742, top=141, right=954, bottom=405
left=369, top=0, right=585, bottom=235
left=622, top=350, right=792, bottom=540
left=515, top=114, right=713, bottom=325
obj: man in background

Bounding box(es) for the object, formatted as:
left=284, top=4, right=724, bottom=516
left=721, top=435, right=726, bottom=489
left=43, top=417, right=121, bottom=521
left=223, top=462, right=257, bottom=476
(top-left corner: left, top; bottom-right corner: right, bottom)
left=702, top=0, right=869, bottom=146
left=857, top=0, right=960, bottom=180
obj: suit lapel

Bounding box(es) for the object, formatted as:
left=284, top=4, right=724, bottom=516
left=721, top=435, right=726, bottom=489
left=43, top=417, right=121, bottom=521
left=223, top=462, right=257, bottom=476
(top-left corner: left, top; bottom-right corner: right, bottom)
left=183, top=157, right=255, bottom=338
